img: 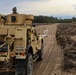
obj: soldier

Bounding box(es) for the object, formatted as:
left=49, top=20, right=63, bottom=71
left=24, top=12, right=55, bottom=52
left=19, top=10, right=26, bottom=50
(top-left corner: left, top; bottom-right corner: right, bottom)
left=12, top=7, right=18, bottom=14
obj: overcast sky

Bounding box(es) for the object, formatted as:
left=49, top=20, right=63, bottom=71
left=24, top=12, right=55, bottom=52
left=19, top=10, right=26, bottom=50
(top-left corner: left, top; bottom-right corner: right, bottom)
left=0, top=0, right=76, bottom=18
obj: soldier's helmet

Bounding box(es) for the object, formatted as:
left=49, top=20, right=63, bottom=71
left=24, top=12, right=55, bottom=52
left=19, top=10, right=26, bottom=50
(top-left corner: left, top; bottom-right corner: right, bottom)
left=12, top=7, right=18, bottom=14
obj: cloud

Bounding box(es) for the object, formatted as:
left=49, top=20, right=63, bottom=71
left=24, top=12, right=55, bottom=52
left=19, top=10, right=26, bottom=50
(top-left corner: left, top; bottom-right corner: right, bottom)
left=0, top=0, right=76, bottom=18
left=15, top=0, right=76, bottom=16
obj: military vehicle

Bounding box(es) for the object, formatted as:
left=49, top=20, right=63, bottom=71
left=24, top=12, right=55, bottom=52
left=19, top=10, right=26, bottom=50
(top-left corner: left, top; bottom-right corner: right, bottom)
left=0, top=7, right=43, bottom=75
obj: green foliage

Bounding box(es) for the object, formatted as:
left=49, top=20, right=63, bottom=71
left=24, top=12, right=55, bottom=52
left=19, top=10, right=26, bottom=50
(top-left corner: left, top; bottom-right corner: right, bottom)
left=33, top=16, right=76, bottom=23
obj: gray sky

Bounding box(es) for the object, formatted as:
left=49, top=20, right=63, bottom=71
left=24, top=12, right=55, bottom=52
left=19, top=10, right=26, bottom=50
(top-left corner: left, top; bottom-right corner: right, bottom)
left=0, top=0, right=76, bottom=18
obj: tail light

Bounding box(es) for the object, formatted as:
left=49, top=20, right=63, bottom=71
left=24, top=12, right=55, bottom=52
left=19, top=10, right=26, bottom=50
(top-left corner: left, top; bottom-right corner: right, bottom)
left=18, top=53, right=25, bottom=56
left=22, top=53, right=25, bottom=56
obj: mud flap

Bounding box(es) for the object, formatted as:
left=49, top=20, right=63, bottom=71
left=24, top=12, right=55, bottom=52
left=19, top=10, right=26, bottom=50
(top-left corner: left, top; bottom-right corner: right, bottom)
left=37, top=44, right=44, bottom=61
left=15, top=59, right=26, bottom=75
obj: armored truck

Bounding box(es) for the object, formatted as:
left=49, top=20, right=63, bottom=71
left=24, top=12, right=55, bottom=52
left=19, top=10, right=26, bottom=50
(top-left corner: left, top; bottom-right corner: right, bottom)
left=0, top=7, right=43, bottom=75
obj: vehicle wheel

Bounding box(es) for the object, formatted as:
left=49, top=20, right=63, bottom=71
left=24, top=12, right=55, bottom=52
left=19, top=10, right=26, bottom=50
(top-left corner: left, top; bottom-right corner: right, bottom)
left=15, top=53, right=33, bottom=75
left=37, top=45, right=43, bottom=61
left=25, top=53, right=33, bottom=75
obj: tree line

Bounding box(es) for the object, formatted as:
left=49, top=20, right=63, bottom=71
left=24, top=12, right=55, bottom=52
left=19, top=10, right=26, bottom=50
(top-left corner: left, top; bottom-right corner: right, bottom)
left=33, top=16, right=76, bottom=23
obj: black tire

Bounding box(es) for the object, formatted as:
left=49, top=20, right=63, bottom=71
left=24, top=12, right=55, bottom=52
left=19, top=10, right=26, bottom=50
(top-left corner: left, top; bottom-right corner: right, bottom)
left=15, top=53, right=33, bottom=75
left=25, top=53, right=33, bottom=75
left=37, top=45, right=43, bottom=61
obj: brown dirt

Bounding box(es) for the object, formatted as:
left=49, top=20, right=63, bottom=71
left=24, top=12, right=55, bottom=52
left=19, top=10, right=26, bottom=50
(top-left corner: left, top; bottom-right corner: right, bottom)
left=56, top=23, right=76, bottom=75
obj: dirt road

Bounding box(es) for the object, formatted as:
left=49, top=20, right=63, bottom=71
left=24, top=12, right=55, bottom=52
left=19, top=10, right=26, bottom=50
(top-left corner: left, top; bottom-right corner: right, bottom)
left=33, top=24, right=60, bottom=75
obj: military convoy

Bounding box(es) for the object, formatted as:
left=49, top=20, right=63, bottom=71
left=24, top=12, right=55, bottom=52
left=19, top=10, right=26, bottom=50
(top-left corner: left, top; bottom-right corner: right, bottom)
left=0, top=7, right=43, bottom=75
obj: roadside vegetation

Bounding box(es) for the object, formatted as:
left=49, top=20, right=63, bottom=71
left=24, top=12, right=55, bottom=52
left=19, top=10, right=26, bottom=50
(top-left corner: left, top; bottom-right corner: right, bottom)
left=33, top=16, right=76, bottom=23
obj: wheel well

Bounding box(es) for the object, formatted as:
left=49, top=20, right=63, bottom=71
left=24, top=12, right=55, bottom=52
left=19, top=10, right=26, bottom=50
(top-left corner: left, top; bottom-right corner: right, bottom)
left=28, top=46, right=33, bottom=56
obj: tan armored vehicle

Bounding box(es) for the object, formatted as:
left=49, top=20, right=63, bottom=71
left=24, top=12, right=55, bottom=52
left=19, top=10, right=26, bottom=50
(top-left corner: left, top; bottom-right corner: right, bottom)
left=0, top=7, right=43, bottom=75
